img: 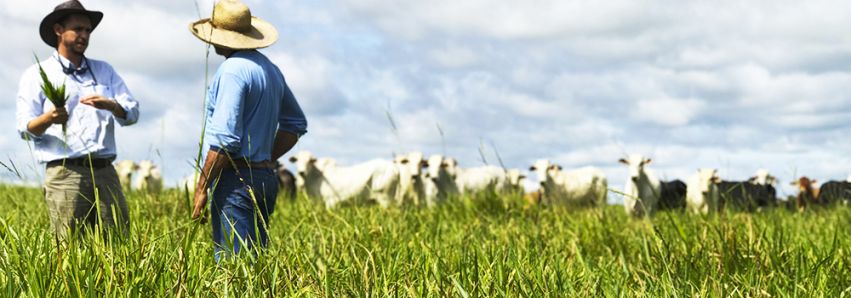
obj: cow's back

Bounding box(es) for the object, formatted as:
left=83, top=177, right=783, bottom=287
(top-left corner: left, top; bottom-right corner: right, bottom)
left=658, top=180, right=687, bottom=210
left=818, top=181, right=851, bottom=204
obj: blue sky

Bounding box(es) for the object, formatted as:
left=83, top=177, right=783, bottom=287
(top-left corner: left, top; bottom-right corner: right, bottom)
left=2, top=0, right=850, bottom=201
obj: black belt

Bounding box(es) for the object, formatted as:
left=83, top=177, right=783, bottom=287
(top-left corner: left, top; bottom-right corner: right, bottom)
left=47, top=157, right=113, bottom=169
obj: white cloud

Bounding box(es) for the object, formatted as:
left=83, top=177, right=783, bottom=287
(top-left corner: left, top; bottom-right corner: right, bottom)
left=635, top=96, right=705, bottom=126
left=2, top=0, right=850, bottom=192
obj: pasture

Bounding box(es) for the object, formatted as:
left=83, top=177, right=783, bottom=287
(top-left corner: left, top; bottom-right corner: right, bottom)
left=0, top=184, right=848, bottom=296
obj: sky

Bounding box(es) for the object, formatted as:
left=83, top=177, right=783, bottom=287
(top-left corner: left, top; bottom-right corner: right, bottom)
left=1, top=0, right=850, bottom=202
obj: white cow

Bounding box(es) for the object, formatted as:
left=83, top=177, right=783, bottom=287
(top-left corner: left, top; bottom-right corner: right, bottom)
left=686, top=168, right=720, bottom=214
left=423, top=154, right=459, bottom=206
left=505, top=169, right=527, bottom=193
left=114, top=160, right=136, bottom=190
left=454, top=165, right=511, bottom=195
left=290, top=151, right=400, bottom=208
left=748, top=169, right=777, bottom=186
left=529, top=160, right=607, bottom=207
left=133, top=160, right=163, bottom=193
left=846, top=174, right=851, bottom=183
left=619, top=154, right=661, bottom=217
left=177, top=172, right=198, bottom=194
left=394, top=152, right=427, bottom=205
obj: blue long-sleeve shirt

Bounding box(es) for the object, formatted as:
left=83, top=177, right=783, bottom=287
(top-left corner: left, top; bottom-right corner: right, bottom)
left=205, top=50, right=307, bottom=162
left=16, top=51, right=140, bottom=163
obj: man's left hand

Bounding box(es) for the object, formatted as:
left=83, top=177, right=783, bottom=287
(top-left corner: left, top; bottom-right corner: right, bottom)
left=192, top=190, right=209, bottom=223
left=80, top=94, right=117, bottom=110
left=81, top=95, right=126, bottom=118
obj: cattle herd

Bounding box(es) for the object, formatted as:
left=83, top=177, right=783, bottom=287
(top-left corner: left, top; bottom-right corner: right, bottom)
left=119, top=152, right=851, bottom=216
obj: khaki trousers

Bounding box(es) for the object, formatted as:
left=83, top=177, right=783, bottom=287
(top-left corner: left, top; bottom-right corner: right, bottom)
left=44, top=163, right=130, bottom=238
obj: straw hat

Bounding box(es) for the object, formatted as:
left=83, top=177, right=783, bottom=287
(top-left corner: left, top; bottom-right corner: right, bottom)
left=189, top=0, right=278, bottom=50
left=39, top=0, right=103, bottom=48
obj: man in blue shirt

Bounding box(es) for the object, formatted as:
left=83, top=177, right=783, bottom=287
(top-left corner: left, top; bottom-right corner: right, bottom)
left=16, top=0, right=140, bottom=239
left=189, top=0, right=307, bottom=260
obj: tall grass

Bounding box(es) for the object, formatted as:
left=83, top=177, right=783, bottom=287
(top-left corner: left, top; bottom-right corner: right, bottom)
left=0, top=184, right=848, bottom=296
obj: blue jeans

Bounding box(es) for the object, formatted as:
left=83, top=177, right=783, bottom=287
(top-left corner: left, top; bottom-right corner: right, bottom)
left=210, top=168, right=278, bottom=261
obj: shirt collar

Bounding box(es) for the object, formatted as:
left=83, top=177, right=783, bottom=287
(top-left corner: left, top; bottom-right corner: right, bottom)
left=51, top=51, right=89, bottom=70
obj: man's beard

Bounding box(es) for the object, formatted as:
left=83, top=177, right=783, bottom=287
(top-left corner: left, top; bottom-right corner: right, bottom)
left=63, top=39, right=88, bottom=58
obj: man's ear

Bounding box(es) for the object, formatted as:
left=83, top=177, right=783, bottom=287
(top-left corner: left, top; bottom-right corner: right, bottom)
left=53, top=23, right=64, bottom=36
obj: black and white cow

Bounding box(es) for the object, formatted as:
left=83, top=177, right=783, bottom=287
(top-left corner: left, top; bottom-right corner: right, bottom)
left=817, top=180, right=851, bottom=205
left=717, top=181, right=777, bottom=211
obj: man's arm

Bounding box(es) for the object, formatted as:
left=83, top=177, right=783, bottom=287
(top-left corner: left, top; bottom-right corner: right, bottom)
left=192, top=148, right=233, bottom=220
left=26, top=107, right=68, bottom=136
left=272, top=131, right=299, bottom=161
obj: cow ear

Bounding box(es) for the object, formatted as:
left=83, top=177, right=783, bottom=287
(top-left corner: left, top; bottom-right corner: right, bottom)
left=420, top=161, right=429, bottom=168
left=558, top=165, right=563, bottom=170
left=618, top=158, right=628, bottom=165
left=400, top=158, right=409, bottom=164
left=644, top=158, right=652, bottom=165
left=519, top=175, right=527, bottom=180
left=747, top=176, right=756, bottom=182
left=289, top=156, right=297, bottom=163
left=309, top=157, right=317, bottom=163
left=529, top=166, right=536, bottom=171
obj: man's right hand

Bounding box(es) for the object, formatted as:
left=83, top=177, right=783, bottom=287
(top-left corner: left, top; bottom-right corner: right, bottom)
left=49, top=107, right=69, bottom=125
left=27, top=107, right=69, bottom=136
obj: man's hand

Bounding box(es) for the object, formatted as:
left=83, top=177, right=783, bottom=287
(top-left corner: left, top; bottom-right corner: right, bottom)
left=49, top=107, right=69, bottom=125
left=27, top=107, right=68, bottom=136
left=192, top=190, right=208, bottom=223
left=80, top=94, right=126, bottom=119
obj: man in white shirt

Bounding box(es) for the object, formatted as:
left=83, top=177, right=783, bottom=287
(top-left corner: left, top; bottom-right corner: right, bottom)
left=16, top=0, right=140, bottom=239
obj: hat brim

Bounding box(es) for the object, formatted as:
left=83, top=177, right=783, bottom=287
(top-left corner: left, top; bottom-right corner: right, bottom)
left=40, top=9, right=103, bottom=48
left=190, top=17, right=278, bottom=50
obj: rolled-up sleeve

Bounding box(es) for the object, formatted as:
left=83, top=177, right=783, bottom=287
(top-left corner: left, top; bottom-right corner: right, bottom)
left=278, top=82, right=307, bottom=136
left=16, top=67, right=43, bottom=140
left=206, top=73, right=246, bottom=153
left=105, top=64, right=139, bottom=126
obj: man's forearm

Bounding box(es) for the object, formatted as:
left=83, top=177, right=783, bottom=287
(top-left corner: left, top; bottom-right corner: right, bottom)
left=195, top=149, right=231, bottom=194
left=26, top=113, right=56, bottom=136
left=111, top=101, right=127, bottom=119
left=272, top=131, right=299, bottom=161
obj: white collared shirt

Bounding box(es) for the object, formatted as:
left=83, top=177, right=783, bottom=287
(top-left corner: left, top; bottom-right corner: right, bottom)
left=16, top=51, right=140, bottom=163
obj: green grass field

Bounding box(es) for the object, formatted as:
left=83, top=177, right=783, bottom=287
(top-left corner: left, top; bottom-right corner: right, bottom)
left=0, top=184, right=848, bottom=297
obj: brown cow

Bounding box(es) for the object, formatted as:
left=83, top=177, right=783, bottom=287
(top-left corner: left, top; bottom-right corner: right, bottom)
left=791, top=177, right=819, bottom=211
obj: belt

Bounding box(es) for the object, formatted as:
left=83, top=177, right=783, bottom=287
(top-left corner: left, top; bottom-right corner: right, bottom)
left=229, top=160, right=276, bottom=169
left=47, top=157, right=113, bottom=169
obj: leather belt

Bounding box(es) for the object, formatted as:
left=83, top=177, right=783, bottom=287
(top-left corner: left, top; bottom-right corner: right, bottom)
left=47, top=157, right=112, bottom=169
left=229, top=160, right=276, bottom=169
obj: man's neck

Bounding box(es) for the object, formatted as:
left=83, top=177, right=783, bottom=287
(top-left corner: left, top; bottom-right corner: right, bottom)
left=57, top=47, right=83, bottom=67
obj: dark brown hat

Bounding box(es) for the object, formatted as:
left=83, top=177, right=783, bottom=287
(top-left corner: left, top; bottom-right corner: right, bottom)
left=39, top=0, right=103, bottom=48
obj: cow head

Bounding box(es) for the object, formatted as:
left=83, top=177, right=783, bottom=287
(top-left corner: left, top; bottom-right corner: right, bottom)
left=619, top=154, right=651, bottom=184
left=695, top=168, right=720, bottom=197
left=748, top=169, right=777, bottom=186
left=289, top=151, right=318, bottom=178
left=530, top=159, right=561, bottom=187
left=395, top=152, right=426, bottom=180
left=506, top=169, right=526, bottom=187
left=114, top=160, right=137, bottom=187
left=791, top=176, right=816, bottom=192
left=425, top=154, right=456, bottom=181
left=529, top=159, right=550, bottom=184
